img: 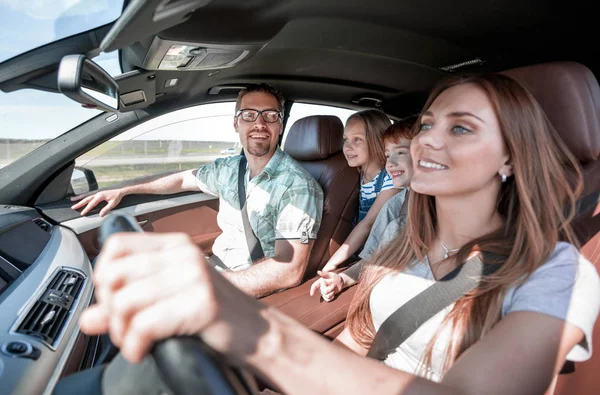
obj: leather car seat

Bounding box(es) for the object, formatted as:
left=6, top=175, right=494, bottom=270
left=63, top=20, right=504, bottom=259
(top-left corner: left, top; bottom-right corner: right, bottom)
left=504, top=61, right=600, bottom=395
left=283, top=115, right=360, bottom=281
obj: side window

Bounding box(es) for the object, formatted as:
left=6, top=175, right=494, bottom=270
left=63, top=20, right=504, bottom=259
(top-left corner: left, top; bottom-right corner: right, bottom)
left=282, top=103, right=356, bottom=149
left=70, top=102, right=239, bottom=195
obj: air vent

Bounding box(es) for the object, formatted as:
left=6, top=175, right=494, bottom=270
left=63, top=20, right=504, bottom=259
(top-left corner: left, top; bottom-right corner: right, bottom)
left=438, top=58, right=485, bottom=72
left=16, top=270, right=85, bottom=348
left=32, top=218, right=52, bottom=232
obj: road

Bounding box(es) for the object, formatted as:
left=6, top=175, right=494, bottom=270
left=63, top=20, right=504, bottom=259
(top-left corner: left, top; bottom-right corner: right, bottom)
left=74, top=154, right=228, bottom=167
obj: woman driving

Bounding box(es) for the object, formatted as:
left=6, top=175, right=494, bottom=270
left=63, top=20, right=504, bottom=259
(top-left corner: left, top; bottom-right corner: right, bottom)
left=79, top=73, right=600, bottom=395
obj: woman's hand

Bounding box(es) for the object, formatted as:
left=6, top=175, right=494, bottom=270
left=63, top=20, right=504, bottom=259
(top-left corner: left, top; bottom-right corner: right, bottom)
left=309, top=270, right=344, bottom=302
left=79, top=232, right=269, bottom=364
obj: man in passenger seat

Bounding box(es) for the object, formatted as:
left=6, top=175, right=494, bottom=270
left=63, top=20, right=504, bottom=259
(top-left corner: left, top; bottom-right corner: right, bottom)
left=71, top=84, right=324, bottom=298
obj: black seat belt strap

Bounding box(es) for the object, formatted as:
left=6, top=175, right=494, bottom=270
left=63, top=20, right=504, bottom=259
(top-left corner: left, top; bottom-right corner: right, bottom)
left=367, top=253, right=500, bottom=361
left=238, top=156, right=265, bottom=262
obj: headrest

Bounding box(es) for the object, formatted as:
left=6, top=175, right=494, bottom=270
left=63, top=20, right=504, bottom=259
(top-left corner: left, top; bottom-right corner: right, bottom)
left=502, top=62, right=600, bottom=164
left=284, top=115, right=344, bottom=161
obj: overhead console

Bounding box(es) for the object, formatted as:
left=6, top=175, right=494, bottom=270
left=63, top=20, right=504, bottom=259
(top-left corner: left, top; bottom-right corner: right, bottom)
left=100, top=0, right=217, bottom=53
left=140, top=37, right=263, bottom=71
left=100, top=0, right=271, bottom=74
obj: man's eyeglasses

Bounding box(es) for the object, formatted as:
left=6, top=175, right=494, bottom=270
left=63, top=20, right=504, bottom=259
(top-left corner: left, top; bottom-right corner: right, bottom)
left=236, top=109, right=282, bottom=123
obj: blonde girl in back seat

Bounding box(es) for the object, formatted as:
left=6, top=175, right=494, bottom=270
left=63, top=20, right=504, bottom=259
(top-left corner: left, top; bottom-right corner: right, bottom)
left=321, top=109, right=400, bottom=273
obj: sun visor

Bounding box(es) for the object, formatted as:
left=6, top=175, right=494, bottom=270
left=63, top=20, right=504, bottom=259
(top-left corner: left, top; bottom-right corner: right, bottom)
left=100, top=0, right=216, bottom=53
left=115, top=69, right=157, bottom=111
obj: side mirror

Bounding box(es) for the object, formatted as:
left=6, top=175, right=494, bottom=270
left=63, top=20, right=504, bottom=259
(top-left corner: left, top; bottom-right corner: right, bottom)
left=58, top=55, right=119, bottom=112
left=70, top=166, right=99, bottom=196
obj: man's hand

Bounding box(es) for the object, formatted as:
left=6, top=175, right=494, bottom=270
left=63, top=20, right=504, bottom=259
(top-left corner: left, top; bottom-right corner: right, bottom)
left=309, top=270, right=344, bottom=302
left=79, top=232, right=268, bottom=364
left=70, top=170, right=201, bottom=217
left=71, top=189, right=124, bottom=217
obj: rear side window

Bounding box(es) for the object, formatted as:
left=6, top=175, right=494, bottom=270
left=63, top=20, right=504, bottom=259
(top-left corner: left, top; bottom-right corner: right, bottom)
left=282, top=103, right=355, bottom=149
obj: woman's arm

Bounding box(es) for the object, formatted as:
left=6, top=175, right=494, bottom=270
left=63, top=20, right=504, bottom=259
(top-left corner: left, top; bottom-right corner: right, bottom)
left=322, top=189, right=399, bottom=272
left=82, top=232, right=586, bottom=395
left=333, top=327, right=369, bottom=355
left=250, top=311, right=583, bottom=395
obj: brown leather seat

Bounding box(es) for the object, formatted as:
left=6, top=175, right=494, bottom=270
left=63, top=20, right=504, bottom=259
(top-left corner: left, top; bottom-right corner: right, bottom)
left=504, top=62, right=600, bottom=395
left=284, top=115, right=360, bottom=280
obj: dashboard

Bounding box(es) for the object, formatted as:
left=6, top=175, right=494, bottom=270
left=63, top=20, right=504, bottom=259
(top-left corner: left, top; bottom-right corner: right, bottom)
left=0, top=205, right=94, bottom=395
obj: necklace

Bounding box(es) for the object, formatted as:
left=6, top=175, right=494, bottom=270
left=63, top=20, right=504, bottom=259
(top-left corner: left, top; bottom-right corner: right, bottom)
left=441, top=243, right=460, bottom=260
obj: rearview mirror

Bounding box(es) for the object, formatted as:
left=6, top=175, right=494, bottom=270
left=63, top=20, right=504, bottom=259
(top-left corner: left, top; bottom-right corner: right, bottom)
left=58, top=55, right=119, bottom=112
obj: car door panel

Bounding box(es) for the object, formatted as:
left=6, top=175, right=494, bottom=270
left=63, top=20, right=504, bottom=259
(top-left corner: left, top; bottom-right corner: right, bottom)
left=142, top=197, right=221, bottom=254
left=39, top=192, right=221, bottom=260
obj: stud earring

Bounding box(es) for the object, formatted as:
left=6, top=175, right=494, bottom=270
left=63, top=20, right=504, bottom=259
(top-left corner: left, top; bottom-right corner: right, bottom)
left=501, top=173, right=507, bottom=183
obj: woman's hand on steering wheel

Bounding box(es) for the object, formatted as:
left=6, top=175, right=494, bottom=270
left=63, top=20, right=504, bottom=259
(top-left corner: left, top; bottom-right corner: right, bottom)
left=79, top=232, right=269, bottom=364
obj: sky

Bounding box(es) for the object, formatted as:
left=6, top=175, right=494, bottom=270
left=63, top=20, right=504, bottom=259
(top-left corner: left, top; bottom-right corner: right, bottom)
left=0, top=0, right=124, bottom=140
left=0, top=1, right=356, bottom=163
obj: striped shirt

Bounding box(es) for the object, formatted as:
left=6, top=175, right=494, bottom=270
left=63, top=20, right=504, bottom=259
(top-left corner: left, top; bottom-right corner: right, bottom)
left=356, top=168, right=394, bottom=223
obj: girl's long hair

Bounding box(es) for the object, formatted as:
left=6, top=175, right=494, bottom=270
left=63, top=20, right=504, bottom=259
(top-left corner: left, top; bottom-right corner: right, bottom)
left=346, top=73, right=583, bottom=376
left=346, top=109, right=391, bottom=171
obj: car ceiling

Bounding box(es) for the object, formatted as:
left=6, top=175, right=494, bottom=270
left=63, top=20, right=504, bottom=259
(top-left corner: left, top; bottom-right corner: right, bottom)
left=0, top=0, right=595, bottom=118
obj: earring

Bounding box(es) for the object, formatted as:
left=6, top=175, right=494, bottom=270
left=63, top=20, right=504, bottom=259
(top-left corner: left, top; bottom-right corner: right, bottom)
left=501, top=173, right=507, bottom=183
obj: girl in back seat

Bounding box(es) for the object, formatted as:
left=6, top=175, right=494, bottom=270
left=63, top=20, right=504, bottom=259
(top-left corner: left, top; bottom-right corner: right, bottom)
left=312, top=116, right=419, bottom=301
left=321, top=109, right=400, bottom=273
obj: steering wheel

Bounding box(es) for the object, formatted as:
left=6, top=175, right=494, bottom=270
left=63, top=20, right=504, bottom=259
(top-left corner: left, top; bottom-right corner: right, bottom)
left=97, top=214, right=257, bottom=395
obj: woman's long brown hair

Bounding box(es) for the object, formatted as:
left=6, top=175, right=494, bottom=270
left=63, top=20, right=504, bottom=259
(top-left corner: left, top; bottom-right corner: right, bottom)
left=346, top=73, right=583, bottom=377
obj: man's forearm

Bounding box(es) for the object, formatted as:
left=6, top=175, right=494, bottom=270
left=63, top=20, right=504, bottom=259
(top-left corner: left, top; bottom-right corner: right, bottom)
left=121, top=169, right=199, bottom=196
left=223, top=258, right=304, bottom=298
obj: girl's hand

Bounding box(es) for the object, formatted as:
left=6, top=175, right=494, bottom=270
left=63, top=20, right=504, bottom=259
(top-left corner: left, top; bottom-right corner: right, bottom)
left=309, top=270, right=344, bottom=302
left=321, top=261, right=338, bottom=272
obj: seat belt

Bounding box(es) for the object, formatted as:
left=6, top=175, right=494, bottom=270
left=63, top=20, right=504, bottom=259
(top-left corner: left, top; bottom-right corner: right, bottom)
left=399, top=189, right=409, bottom=218
left=367, top=252, right=501, bottom=361
left=238, top=156, right=265, bottom=262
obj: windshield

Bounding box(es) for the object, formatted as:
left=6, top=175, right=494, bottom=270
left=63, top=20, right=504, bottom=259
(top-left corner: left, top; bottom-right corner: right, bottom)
left=0, top=0, right=125, bottom=64
left=0, top=50, right=121, bottom=168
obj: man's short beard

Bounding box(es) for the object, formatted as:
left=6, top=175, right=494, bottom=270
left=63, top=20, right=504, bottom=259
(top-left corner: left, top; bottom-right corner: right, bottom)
left=246, top=143, right=272, bottom=157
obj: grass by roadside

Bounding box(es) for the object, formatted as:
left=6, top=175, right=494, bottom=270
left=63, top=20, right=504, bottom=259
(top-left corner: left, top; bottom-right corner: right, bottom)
left=90, top=161, right=213, bottom=189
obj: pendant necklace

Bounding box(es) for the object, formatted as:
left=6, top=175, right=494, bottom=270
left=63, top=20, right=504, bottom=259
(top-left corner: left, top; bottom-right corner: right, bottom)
left=441, top=243, right=460, bottom=260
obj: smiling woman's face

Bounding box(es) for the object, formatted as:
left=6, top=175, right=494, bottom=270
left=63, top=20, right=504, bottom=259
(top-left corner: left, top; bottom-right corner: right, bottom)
left=410, top=83, right=511, bottom=198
